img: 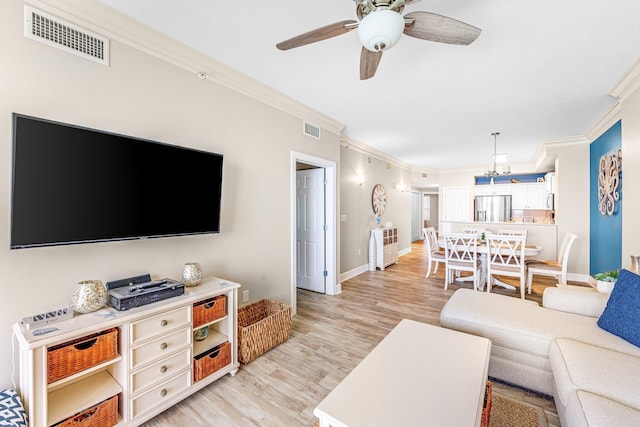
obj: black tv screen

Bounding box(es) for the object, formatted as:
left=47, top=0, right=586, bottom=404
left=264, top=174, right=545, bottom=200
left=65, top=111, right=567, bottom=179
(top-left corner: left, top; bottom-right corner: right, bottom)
left=11, top=113, right=223, bottom=249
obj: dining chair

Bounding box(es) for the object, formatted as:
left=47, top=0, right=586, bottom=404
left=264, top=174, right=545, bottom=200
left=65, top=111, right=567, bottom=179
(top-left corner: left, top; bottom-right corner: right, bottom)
left=443, top=233, right=481, bottom=291
left=486, top=234, right=527, bottom=299
left=423, top=227, right=445, bottom=278
left=526, top=233, right=577, bottom=289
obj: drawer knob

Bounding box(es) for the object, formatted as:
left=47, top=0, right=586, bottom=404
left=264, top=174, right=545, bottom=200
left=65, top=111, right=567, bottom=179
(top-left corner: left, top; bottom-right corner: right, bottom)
left=160, top=388, right=167, bottom=397
left=160, top=320, right=168, bottom=327
left=160, top=342, right=168, bottom=350
left=160, top=365, right=168, bottom=373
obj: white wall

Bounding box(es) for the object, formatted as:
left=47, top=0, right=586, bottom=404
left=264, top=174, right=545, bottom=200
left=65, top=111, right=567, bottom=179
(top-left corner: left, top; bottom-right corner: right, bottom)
left=0, top=0, right=340, bottom=388
left=544, top=142, right=591, bottom=275
left=339, top=145, right=412, bottom=274
left=621, top=86, right=640, bottom=268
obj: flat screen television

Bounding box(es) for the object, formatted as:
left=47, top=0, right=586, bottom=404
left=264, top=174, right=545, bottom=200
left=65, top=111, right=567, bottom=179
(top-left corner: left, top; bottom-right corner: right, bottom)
left=11, top=113, right=223, bottom=249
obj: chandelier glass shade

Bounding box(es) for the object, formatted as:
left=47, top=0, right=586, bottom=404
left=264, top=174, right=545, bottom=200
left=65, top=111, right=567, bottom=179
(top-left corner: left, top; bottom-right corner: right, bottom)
left=358, top=10, right=405, bottom=52
left=486, top=132, right=511, bottom=177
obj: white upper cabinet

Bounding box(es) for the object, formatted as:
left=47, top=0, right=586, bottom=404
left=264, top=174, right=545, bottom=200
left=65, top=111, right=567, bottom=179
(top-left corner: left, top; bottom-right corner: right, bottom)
left=511, top=183, right=546, bottom=209
left=475, top=184, right=511, bottom=196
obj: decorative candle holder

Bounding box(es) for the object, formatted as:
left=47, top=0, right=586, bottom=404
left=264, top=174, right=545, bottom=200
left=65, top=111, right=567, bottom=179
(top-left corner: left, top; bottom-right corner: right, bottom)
left=71, top=280, right=107, bottom=313
left=182, top=262, right=203, bottom=287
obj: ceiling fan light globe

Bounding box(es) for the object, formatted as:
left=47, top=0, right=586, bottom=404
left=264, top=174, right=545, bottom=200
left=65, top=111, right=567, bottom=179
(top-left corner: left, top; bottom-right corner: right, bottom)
left=358, top=10, right=405, bottom=52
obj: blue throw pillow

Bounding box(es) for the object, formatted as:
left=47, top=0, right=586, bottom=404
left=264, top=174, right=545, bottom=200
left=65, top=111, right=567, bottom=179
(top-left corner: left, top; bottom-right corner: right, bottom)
left=598, top=269, right=640, bottom=347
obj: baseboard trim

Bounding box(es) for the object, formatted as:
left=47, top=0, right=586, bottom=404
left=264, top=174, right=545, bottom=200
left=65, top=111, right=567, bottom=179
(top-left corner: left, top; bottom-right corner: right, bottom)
left=340, top=264, right=369, bottom=283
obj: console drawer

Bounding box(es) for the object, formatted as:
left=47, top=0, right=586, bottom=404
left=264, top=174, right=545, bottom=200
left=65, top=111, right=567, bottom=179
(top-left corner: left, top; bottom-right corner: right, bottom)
left=130, top=306, right=190, bottom=345
left=131, top=370, right=191, bottom=418
left=131, top=348, right=191, bottom=395
left=130, top=327, right=190, bottom=370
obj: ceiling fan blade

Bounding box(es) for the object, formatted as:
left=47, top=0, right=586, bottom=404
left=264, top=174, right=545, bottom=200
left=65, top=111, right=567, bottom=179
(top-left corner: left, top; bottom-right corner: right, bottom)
left=360, top=47, right=383, bottom=80
left=276, top=20, right=358, bottom=50
left=403, top=11, right=481, bottom=45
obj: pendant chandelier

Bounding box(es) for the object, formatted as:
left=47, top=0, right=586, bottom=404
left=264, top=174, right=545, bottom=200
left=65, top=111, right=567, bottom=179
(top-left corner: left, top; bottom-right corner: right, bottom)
left=485, top=132, right=510, bottom=178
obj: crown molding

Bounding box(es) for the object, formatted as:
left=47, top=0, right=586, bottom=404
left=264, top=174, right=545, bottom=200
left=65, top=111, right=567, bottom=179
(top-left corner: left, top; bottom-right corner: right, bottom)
left=584, top=103, right=622, bottom=142
left=610, top=59, right=640, bottom=103
left=29, top=0, right=345, bottom=135
left=340, top=137, right=412, bottom=170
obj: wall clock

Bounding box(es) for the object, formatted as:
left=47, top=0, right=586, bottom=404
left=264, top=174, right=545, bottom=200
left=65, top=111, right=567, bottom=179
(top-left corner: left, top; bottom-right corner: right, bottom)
left=371, top=184, right=387, bottom=216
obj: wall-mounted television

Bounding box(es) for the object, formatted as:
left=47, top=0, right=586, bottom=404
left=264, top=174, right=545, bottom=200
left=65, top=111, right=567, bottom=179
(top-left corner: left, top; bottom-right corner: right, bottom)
left=11, top=113, right=223, bottom=249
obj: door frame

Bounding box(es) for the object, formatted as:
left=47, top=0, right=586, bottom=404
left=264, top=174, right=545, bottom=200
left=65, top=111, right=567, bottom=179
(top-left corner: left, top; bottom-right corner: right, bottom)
left=290, top=152, right=337, bottom=314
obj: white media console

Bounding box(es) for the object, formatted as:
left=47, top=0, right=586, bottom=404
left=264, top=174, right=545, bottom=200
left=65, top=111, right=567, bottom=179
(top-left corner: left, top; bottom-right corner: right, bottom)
left=13, top=277, right=240, bottom=427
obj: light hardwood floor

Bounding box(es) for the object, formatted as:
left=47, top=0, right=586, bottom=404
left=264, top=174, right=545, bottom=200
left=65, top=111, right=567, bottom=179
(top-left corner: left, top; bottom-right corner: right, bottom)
left=143, top=239, right=572, bottom=426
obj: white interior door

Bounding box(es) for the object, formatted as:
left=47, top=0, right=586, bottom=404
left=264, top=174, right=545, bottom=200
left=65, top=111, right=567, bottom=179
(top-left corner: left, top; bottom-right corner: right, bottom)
left=296, top=168, right=326, bottom=293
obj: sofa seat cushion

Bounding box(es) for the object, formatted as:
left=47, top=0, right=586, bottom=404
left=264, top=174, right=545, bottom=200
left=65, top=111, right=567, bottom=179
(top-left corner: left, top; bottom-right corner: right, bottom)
left=565, top=390, right=640, bottom=427
left=550, top=338, right=640, bottom=411
left=441, top=289, right=640, bottom=359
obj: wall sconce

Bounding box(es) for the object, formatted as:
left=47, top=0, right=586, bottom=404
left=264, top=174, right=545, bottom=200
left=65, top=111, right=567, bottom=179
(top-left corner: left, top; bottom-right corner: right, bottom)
left=393, top=183, right=408, bottom=192
left=356, top=174, right=364, bottom=187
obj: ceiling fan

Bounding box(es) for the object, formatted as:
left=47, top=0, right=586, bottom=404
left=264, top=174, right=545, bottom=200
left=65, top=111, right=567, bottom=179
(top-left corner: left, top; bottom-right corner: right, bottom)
left=276, top=0, right=481, bottom=80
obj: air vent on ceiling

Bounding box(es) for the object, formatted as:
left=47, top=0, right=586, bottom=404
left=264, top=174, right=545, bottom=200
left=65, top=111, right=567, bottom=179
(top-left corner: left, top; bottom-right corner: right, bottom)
left=303, top=122, right=321, bottom=140
left=366, top=155, right=374, bottom=166
left=24, top=5, right=110, bottom=66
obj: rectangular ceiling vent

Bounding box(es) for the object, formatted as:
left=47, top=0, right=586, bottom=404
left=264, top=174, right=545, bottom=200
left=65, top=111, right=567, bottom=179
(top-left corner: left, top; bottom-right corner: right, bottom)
left=366, top=155, right=374, bottom=166
left=303, top=122, right=321, bottom=140
left=24, top=5, right=110, bottom=66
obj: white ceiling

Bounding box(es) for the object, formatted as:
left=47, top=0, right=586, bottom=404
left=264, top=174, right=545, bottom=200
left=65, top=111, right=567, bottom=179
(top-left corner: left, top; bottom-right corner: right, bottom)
left=97, top=0, right=640, bottom=171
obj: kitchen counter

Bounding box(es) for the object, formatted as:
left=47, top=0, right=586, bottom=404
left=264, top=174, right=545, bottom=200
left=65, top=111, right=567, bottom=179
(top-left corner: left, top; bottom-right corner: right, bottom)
left=440, top=221, right=558, bottom=260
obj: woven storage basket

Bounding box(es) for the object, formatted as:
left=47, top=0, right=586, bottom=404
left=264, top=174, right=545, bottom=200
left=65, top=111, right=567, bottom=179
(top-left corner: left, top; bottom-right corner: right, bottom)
left=238, top=299, right=291, bottom=364
left=193, top=295, right=226, bottom=328
left=47, top=328, right=118, bottom=383
left=52, top=394, right=118, bottom=427
left=481, top=380, right=493, bottom=427
left=193, top=341, right=231, bottom=382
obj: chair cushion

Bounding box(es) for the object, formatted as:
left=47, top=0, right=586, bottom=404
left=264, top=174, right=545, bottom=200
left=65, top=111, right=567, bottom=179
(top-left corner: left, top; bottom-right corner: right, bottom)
left=0, top=389, right=27, bottom=427
left=527, top=261, right=561, bottom=272
left=597, top=269, right=640, bottom=347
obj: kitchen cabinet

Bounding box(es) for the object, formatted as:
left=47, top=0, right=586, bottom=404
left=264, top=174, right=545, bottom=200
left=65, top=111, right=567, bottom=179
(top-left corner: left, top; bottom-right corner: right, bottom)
left=475, top=184, right=511, bottom=196
left=511, top=183, right=546, bottom=209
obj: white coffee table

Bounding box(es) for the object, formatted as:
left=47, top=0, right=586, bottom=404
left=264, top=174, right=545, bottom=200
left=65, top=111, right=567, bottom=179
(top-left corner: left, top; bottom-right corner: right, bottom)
left=314, top=319, right=491, bottom=427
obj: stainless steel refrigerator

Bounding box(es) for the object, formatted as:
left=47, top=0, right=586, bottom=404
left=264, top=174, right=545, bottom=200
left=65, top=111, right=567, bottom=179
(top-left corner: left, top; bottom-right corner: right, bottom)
left=474, top=195, right=512, bottom=222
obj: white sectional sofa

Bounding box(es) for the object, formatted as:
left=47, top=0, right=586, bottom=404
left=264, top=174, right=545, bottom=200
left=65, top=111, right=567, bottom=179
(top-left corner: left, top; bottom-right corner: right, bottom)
left=440, top=273, right=640, bottom=427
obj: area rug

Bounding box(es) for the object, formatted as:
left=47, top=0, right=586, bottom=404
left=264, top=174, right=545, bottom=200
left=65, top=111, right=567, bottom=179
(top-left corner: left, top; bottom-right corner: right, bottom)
left=489, top=393, right=548, bottom=427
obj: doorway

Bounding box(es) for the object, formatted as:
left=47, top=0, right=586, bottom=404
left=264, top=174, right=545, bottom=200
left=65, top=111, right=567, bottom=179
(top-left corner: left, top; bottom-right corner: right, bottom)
left=290, top=152, right=337, bottom=314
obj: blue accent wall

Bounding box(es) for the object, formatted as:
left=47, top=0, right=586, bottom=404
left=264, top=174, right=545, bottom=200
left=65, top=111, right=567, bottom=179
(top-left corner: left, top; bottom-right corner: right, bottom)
left=590, top=121, right=622, bottom=275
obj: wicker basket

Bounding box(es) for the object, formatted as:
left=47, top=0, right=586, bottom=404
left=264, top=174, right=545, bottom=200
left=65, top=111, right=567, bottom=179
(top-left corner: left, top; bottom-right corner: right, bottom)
left=481, top=380, right=493, bottom=427
left=193, top=341, right=231, bottom=382
left=47, top=328, right=118, bottom=383
left=193, top=295, right=226, bottom=328
left=52, top=394, right=118, bottom=427
left=237, top=299, right=291, bottom=364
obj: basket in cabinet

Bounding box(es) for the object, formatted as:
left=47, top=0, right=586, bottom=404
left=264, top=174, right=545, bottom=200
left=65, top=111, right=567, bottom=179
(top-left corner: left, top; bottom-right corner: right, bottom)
left=47, top=328, right=118, bottom=384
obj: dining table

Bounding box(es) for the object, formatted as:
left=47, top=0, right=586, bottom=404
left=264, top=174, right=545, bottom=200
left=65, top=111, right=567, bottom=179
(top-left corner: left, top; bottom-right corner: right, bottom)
left=438, top=238, right=542, bottom=291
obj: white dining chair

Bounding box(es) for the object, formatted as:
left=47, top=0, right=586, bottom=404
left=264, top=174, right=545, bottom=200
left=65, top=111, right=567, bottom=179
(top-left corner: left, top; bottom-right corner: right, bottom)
left=526, top=233, right=577, bottom=289
left=486, top=234, right=528, bottom=299
left=423, top=227, right=445, bottom=278
left=443, top=233, right=481, bottom=291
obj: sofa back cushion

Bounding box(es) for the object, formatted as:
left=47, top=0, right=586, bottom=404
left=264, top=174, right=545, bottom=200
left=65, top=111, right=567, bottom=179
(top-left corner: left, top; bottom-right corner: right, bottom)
left=597, top=269, right=640, bottom=347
